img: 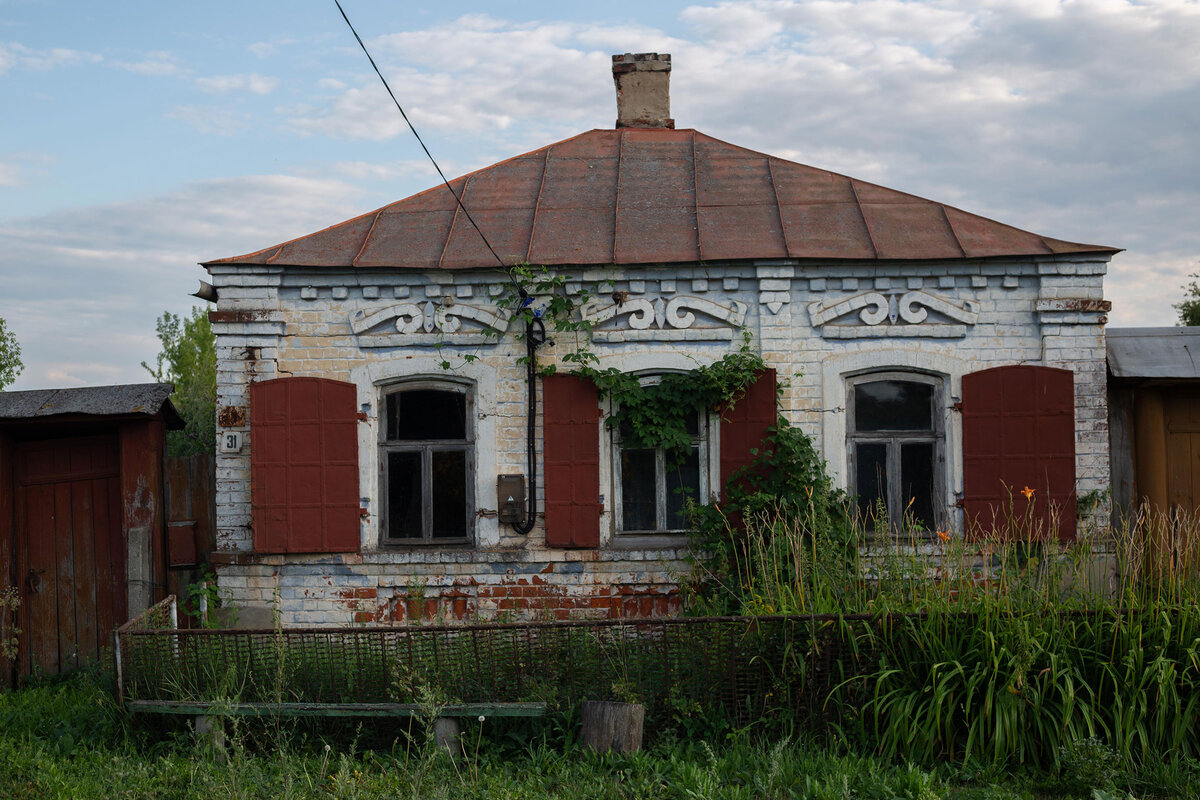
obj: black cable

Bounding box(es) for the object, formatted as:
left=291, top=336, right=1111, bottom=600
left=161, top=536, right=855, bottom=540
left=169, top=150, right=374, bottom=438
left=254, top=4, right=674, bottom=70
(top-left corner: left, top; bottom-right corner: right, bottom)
left=513, top=317, right=546, bottom=535
left=334, top=1, right=542, bottom=533
left=333, top=0, right=516, bottom=285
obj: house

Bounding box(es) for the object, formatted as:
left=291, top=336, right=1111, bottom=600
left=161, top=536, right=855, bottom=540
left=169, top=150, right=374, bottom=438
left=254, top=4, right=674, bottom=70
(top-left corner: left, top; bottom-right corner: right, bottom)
left=1107, top=327, right=1200, bottom=518
left=201, top=53, right=1116, bottom=627
left=0, top=383, right=183, bottom=682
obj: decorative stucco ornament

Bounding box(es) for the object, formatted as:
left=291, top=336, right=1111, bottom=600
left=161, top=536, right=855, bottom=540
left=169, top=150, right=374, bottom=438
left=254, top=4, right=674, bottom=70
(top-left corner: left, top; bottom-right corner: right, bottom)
left=580, top=295, right=749, bottom=342
left=807, top=290, right=980, bottom=339
left=349, top=303, right=512, bottom=346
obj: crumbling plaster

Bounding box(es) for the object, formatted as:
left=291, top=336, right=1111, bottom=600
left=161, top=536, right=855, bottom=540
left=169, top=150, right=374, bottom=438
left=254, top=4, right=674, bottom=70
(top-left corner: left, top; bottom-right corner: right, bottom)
left=207, top=254, right=1110, bottom=625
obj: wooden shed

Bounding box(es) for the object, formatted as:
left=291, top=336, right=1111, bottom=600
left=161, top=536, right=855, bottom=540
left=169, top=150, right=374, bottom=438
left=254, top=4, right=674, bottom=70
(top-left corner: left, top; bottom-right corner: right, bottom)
left=0, top=383, right=182, bottom=684
left=1108, top=328, right=1200, bottom=516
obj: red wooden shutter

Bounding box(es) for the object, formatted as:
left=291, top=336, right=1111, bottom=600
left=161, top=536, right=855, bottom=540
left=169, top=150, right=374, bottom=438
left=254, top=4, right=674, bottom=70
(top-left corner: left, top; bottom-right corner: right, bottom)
left=720, top=368, right=777, bottom=497
left=962, top=365, right=1076, bottom=540
left=250, top=377, right=360, bottom=553
left=542, top=374, right=601, bottom=548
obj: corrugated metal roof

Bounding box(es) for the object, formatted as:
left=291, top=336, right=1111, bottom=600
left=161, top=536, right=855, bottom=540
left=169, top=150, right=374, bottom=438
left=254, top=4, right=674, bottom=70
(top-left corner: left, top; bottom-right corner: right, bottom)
left=0, top=383, right=179, bottom=421
left=204, top=128, right=1118, bottom=270
left=1108, top=328, right=1200, bottom=379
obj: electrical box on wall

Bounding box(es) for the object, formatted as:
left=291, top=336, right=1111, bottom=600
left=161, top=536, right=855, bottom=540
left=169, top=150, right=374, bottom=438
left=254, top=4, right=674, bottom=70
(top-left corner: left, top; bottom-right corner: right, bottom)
left=497, top=474, right=526, bottom=524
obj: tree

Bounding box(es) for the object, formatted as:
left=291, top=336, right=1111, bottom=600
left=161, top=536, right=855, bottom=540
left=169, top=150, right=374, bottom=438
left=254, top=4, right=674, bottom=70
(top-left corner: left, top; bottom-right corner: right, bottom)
left=143, top=308, right=216, bottom=456
left=1176, top=270, right=1200, bottom=326
left=0, top=316, right=22, bottom=390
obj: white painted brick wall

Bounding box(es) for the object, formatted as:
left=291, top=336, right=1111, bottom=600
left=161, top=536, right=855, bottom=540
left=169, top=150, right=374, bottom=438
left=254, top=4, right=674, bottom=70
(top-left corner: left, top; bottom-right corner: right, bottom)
left=207, top=256, right=1112, bottom=623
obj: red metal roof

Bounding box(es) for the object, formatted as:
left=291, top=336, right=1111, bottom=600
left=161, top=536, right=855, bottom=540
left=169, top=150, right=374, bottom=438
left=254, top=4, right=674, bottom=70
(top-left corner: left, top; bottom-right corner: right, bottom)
left=204, top=128, right=1118, bottom=270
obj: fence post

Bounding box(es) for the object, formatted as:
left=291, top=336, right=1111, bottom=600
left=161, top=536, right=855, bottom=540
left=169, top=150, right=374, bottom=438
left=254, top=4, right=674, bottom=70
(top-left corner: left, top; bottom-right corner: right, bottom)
left=169, top=595, right=180, bottom=661
left=113, top=630, right=124, bottom=707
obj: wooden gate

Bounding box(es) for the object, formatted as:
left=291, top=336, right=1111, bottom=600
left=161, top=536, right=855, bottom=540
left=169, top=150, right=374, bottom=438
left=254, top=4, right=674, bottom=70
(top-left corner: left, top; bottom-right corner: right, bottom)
left=13, top=435, right=125, bottom=676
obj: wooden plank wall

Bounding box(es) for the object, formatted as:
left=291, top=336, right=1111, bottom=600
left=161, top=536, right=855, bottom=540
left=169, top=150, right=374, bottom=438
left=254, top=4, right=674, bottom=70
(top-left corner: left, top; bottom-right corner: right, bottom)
left=0, top=432, right=12, bottom=689
left=166, top=453, right=215, bottom=626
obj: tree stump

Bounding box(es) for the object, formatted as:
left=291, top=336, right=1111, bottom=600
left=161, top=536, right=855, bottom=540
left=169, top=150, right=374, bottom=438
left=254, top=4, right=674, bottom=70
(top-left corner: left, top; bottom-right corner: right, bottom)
left=432, top=717, right=461, bottom=755
left=580, top=700, right=644, bottom=754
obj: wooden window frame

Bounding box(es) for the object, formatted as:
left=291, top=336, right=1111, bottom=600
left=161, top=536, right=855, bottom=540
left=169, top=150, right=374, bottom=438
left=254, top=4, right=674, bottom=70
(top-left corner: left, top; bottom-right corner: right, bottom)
left=846, top=371, right=945, bottom=536
left=378, top=380, right=475, bottom=546
left=611, top=374, right=713, bottom=537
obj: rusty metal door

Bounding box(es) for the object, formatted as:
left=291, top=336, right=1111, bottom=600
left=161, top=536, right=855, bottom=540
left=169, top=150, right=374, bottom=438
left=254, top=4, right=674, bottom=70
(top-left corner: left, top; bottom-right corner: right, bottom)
left=13, top=435, right=123, bottom=676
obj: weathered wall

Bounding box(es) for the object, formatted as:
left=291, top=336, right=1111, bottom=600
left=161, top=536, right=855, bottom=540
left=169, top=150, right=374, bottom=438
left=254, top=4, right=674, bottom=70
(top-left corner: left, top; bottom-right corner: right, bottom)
left=207, top=255, right=1110, bottom=625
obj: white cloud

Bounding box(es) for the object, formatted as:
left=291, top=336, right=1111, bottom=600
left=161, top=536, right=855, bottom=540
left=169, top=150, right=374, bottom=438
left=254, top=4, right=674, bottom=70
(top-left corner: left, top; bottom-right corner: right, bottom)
left=286, top=17, right=629, bottom=140
left=167, top=105, right=253, bottom=136
left=329, top=159, right=439, bottom=182
left=0, top=42, right=101, bottom=74
left=0, top=175, right=366, bottom=389
left=0, top=162, right=21, bottom=187
left=196, top=73, right=279, bottom=95
left=113, top=50, right=182, bottom=77
left=248, top=37, right=298, bottom=58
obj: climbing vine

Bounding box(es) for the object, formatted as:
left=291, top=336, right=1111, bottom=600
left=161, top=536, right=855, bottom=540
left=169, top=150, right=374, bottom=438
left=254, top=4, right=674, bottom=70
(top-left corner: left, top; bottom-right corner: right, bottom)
left=577, top=334, right=767, bottom=455
left=448, top=263, right=771, bottom=458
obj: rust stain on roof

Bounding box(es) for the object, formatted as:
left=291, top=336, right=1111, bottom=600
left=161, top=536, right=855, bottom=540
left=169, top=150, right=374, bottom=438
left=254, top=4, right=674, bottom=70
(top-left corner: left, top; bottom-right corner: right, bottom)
left=204, top=128, right=1118, bottom=271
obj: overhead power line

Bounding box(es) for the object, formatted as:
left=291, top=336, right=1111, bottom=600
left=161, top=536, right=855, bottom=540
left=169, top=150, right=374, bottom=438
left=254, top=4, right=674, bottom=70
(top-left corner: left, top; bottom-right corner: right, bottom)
left=333, top=0, right=511, bottom=275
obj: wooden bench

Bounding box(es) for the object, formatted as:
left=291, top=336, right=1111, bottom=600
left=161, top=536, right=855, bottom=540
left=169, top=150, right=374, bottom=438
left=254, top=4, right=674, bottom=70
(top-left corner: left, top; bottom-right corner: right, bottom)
left=126, top=700, right=546, bottom=718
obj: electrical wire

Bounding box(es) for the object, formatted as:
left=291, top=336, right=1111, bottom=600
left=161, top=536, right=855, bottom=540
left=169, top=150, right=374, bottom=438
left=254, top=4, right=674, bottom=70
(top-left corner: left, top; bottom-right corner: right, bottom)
left=333, top=0, right=515, bottom=284
left=333, top=0, right=541, bottom=532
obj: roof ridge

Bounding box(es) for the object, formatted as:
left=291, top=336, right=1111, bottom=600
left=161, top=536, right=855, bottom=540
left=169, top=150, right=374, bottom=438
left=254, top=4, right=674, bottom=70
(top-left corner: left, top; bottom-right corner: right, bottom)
left=525, top=145, right=551, bottom=265
left=437, top=173, right=470, bottom=269
left=849, top=179, right=879, bottom=259
left=612, top=129, right=625, bottom=265
left=689, top=129, right=702, bottom=262
left=938, top=204, right=968, bottom=259
left=351, top=210, right=384, bottom=268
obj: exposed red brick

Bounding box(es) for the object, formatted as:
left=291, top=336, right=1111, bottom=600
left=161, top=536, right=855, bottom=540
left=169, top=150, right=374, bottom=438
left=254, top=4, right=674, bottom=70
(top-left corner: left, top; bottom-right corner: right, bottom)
left=208, top=309, right=272, bottom=323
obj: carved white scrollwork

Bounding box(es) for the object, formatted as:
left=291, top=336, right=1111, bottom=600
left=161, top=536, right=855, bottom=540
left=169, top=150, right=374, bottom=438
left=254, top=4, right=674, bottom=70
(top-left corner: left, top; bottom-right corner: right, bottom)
left=580, top=295, right=748, bottom=342
left=807, top=290, right=979, bottom=339
left=350, top=303, right=512, bottom=347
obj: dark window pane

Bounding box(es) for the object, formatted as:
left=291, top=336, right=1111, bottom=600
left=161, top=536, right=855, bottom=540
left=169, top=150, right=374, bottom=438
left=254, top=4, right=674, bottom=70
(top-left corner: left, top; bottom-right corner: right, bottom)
left=855, top=442, right=888, bottom=527
left=387, top=390, right=466, bottom=441
left=901, top=442, right=936, bottom=532
left=387, top=451, right=422, bottom=540
left=665, top=446, right=701, bottom=529
left=682, top=409, right=700, bottom=436
left=855, top=381, right=933, bottom=432
left=431, top=450, right=467, bottom=539
left=621, top=448, right=656, bottom=531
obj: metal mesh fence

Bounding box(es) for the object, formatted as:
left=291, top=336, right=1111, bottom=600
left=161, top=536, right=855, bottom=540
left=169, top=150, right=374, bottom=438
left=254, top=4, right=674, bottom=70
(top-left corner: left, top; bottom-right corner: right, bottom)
left=116, top=613, right=879, bottom=730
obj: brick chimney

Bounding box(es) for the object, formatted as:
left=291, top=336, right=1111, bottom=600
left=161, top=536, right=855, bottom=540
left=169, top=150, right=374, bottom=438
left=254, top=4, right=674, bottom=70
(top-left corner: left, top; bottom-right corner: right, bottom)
left=612, top=53, right=673, bottom=129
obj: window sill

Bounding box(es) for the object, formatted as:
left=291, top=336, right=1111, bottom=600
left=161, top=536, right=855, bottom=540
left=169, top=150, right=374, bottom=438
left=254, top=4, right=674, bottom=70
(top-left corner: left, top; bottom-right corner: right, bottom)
left=608, top=533, right=691, bottom=551
left=379, top=540, right=474, bottom=550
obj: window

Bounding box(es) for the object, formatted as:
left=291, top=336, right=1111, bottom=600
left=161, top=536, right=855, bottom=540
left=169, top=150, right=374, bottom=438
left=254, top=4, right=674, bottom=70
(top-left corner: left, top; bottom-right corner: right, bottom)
left=380, top=383, right=473, bottom=544
left=847, top=373, right=943, bottom=534
left=613, top=384, right=709, bottom=535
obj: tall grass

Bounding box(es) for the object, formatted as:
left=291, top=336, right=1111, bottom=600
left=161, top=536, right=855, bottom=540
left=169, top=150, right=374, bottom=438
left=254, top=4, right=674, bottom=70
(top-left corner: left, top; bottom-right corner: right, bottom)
left=688, top=495, right=1200, bottom=771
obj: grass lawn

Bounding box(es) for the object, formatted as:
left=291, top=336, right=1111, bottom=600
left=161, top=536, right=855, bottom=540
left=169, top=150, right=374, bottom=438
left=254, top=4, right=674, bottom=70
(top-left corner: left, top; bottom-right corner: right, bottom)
left=2, top=668, right=1197, bottom=800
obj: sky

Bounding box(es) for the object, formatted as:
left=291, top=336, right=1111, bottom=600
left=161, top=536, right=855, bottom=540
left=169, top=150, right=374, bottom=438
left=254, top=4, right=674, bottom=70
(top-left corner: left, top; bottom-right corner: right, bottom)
left=1, top=0, right=1198, bottom=390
